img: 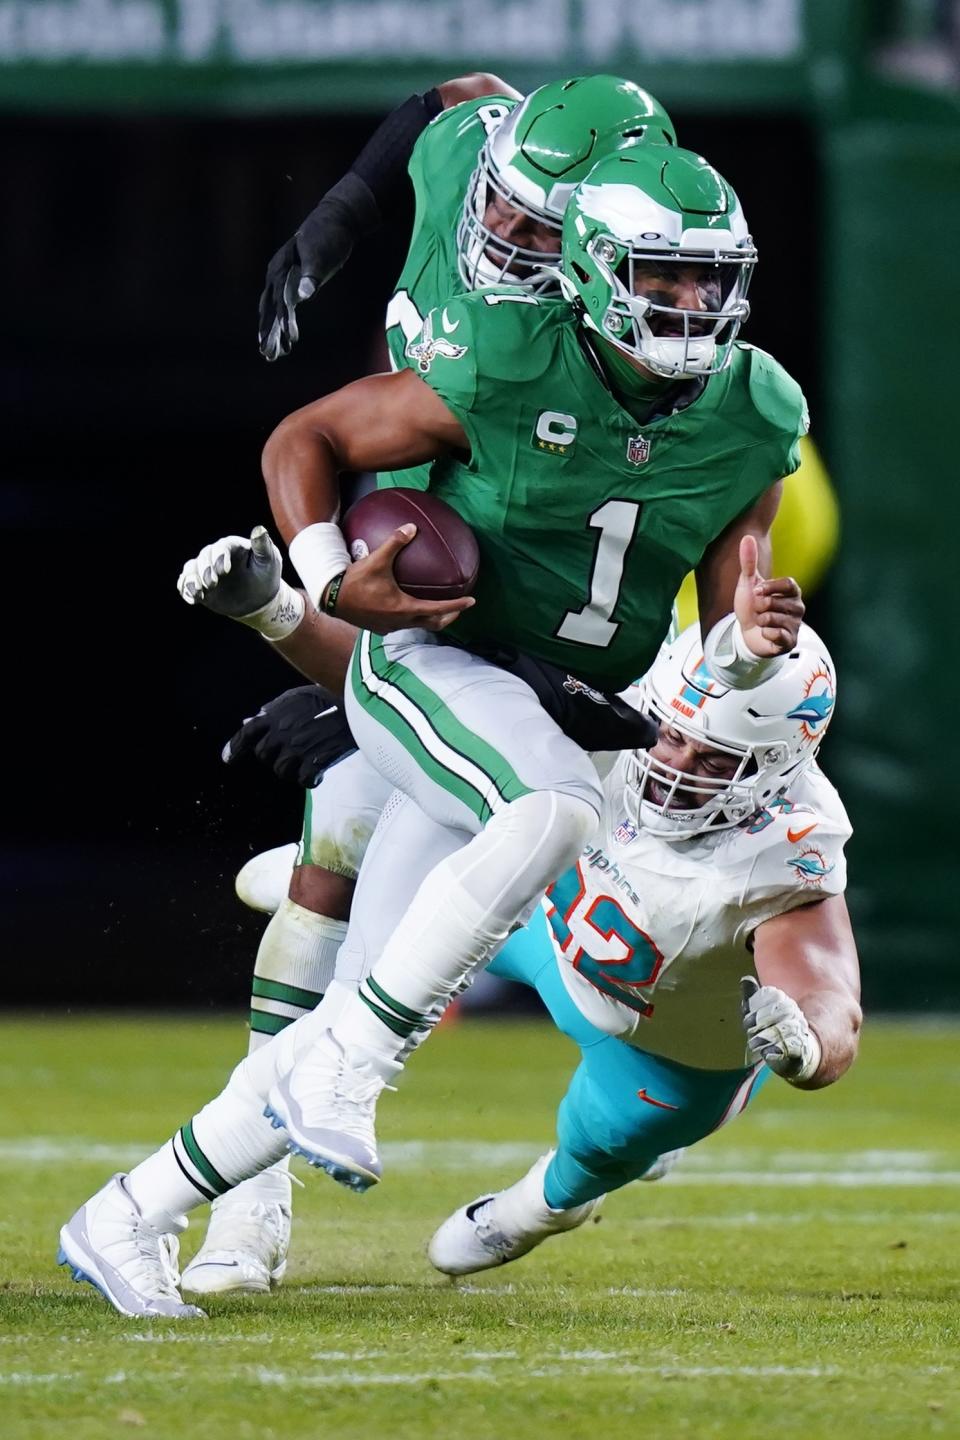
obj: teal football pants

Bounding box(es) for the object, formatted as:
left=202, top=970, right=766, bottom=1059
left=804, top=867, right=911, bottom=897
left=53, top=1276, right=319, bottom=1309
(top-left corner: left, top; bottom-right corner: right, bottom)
left=491, top=908, right=767, bottom=1209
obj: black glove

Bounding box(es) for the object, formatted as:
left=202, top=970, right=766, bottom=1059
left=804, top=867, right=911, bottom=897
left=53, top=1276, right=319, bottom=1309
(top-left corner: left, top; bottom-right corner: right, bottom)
left=223, top=685, right=357, bottom=789
left=258, top=91, right=442, bottom=361
left=471, top=644, right=659, bottom=753
left=258, top=176, right=379, bottom=361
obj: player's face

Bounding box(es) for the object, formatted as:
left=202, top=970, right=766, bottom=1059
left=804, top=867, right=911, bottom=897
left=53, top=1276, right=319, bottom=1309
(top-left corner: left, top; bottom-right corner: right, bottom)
left=630, top=261, right=723, bottom=337
left=483, top=191, right=558, bottom=258
left=644, top=724, right=741, bottom=810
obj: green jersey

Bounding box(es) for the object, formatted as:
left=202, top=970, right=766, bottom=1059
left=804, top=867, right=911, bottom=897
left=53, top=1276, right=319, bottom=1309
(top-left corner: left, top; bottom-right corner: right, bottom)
left=401, top=289, right=807, bottom=692
left=379, top=94, right=517, bottom=491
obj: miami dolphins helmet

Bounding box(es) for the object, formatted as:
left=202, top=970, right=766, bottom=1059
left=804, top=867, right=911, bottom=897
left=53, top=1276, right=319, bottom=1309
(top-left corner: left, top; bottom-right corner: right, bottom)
left=457, top=75, right=676, bottom=294
left=561, top=148, right=756, bottom=377
left=624, top=623, right=837, bottom=840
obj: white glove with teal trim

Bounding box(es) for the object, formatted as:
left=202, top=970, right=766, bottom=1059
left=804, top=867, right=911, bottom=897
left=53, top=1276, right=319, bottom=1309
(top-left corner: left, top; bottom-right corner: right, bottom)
left=740, top=976, right=821, bottom=1083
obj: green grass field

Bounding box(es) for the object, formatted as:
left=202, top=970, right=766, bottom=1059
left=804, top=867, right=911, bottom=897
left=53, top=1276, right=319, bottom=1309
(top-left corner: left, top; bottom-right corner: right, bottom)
left=1, top=1015, right=957, bottom=1439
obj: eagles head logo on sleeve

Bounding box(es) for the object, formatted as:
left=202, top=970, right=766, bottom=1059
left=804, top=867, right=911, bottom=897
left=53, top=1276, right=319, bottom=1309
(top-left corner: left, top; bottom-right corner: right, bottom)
left=405, top=311, right=468, bottom=374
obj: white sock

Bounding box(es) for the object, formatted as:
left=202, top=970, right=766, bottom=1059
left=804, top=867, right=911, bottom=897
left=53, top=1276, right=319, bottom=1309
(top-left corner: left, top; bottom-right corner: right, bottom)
left=248, top=898, right=347, bottom=1047
left=126, top=1066, right=288, bottom=1226
left=335, top=790, right=597, bottom=1063
left=239, top=898, right=347, bottom=1203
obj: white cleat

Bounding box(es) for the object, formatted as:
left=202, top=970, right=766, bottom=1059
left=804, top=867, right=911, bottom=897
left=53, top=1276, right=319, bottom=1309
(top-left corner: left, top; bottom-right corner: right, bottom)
left=265, top=1029, right=400, bottom=1193
left=181, top=1185, right=292, bottom=1297
left=638, top=1147, right=685, bottom=1182
left=57, top=1173, right=204, bottom=1319
left=234, top=843, right=298, bottom=915
left=428, top=1152, right=602, bottom=1276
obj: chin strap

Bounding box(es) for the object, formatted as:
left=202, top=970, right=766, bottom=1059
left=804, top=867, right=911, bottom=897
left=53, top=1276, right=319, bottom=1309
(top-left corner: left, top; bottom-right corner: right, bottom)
left=703, top=613, right=788, bottom=691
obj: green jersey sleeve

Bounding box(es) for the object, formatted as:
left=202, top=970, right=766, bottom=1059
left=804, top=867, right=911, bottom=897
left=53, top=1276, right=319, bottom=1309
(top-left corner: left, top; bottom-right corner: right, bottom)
left=741, top=344, right=810, bottom=480
left=400, top=289, right=561, bottom=461
left=407, top=95, right=517, bottom=222
left=379, top=97, right=517, bottom=493
left=389, top=93, right=519, bottom=365
left=400, top=293, right=479, bottom=428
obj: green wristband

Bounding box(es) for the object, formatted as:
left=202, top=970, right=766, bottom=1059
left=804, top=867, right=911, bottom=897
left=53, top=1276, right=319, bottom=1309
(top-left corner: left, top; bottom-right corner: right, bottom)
left=323, top=569, right=347, bottom=614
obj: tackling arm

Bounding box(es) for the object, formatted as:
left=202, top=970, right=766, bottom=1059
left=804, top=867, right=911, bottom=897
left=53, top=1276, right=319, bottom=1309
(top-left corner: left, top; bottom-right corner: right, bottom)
left=259, top=73, right=520, bottom=360
left=270, top=604, right=356, bottom=692
left=749, top=894, right=862, bottom=1089
left=262, top=368, right=474, bottom=632
left=176, top=527, right=357, bottom=693
left=438, top=74, right=523, bottom=107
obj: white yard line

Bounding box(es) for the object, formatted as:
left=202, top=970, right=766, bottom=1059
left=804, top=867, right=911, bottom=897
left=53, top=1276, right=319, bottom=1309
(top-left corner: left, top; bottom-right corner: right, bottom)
left=4, top=1361, right=953, bottom=1389
left=666, top=1171, right=960, bottom=1186
left=4, top=1136, right=959, bottom=1185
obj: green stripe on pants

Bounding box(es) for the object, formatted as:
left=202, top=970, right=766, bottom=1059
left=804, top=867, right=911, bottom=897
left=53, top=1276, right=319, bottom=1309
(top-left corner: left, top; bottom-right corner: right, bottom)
left=353, top=632, right=533, bottom=823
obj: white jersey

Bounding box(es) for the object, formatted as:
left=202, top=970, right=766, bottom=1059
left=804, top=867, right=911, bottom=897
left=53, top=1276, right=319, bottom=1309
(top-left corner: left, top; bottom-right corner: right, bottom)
left=547, top=756, right=851, bottom=1070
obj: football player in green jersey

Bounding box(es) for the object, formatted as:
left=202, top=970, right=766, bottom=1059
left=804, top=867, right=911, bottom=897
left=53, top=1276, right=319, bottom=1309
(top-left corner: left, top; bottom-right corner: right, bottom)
left=259, top=73, right=675, bottom=367
left=256, top=144, right=807, bottom=1192
left=178, top=75, right=680, bottom=1295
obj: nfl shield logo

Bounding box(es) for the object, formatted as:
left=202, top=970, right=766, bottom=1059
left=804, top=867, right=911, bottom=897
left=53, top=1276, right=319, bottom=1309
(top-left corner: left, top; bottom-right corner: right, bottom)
left=614, top=818, right=638, bottom=846
left=626, top=434, right=650, bottom=466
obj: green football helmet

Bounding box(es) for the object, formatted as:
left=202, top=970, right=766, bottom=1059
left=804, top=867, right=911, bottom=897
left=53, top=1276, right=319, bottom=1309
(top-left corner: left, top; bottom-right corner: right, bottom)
left=457, top=75, right=676, bottom=295
left=560, top=148, right=757, bottom=378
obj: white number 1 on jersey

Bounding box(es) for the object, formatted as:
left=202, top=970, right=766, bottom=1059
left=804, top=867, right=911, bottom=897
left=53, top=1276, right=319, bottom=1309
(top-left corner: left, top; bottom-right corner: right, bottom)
left=557, top=500, right=642, bottom=648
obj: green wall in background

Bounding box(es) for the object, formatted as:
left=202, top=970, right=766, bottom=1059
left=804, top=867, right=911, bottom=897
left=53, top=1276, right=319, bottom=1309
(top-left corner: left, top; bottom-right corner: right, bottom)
left=824, top=103, right=960, bottom=1007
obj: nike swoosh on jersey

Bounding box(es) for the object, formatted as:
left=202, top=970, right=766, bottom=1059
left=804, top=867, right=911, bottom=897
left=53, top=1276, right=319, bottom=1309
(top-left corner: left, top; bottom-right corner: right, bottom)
left=787, top=823, right=818, bottom=843
left=636, top=1088, right=679, bottom=1111
left=441, top=308, right=461, bottom=334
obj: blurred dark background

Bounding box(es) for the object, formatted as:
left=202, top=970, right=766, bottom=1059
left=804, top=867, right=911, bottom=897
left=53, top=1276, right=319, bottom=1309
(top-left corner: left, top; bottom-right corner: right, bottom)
left=3, top=0, right=959, bottom=1010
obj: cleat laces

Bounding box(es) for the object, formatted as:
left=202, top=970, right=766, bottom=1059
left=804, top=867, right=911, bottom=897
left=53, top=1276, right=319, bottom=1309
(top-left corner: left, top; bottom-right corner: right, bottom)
left=299, top=1047, right=396, bottom=1142
left=127, top=1221, right=183, bottom=1303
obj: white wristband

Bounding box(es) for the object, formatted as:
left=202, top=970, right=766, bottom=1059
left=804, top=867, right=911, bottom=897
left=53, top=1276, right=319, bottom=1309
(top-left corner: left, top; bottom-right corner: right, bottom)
left=788, top=1029, right=823, bottom=1086
left=238, top=580, right=305, bottom=642
left=703, top=613, right=787, bottom=690
left=288, top=522, right=351, bottom=609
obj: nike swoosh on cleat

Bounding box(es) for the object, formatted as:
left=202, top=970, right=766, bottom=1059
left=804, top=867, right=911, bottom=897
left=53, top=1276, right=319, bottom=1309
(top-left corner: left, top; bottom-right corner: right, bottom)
left=787, top=824, right=818, bottom=843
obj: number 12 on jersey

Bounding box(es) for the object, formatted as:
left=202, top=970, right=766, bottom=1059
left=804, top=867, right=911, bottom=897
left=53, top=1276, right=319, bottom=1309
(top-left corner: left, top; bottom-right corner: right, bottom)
left=557, top=499, right=641, bottom=648
left=546, top=863, right=663, bottom=1015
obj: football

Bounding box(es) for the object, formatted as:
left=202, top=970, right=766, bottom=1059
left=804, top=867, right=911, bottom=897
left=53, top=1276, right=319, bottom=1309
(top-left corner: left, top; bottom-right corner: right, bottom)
left=341, top=487, right=480, bottom=601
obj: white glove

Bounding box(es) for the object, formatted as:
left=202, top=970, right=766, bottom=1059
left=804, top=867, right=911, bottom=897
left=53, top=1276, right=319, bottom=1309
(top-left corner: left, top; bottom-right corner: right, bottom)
left=740, top=976, right=822, bottom=1083
left=177, top=526, right=304, bottom=641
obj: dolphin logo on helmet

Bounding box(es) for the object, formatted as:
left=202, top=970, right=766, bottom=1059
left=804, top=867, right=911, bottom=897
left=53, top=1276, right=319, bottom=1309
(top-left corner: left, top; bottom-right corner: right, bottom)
left=624, top=622, right=838, bottom=840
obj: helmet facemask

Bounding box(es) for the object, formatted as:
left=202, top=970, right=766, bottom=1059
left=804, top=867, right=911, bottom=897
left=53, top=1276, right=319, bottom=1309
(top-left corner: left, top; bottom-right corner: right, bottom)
left=457, top=145, right=564, bottom=295
left=623, top=709, right=791, bottom=841
left=587, top=236, right=755, bottom=379
left=561, top=149, right=758, bottom=380
left=621, top=623, right=836, bottom=842
left=456, top=75, right=677, bottom=298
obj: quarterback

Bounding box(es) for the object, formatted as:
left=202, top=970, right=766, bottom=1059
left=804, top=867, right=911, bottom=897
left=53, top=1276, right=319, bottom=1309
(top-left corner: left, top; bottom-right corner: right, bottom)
left=57, top=622, right=859, bottom=1315
left=254, top=142, right=807, bottom=1195
left=179, top=74, right=683, bottom=1291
